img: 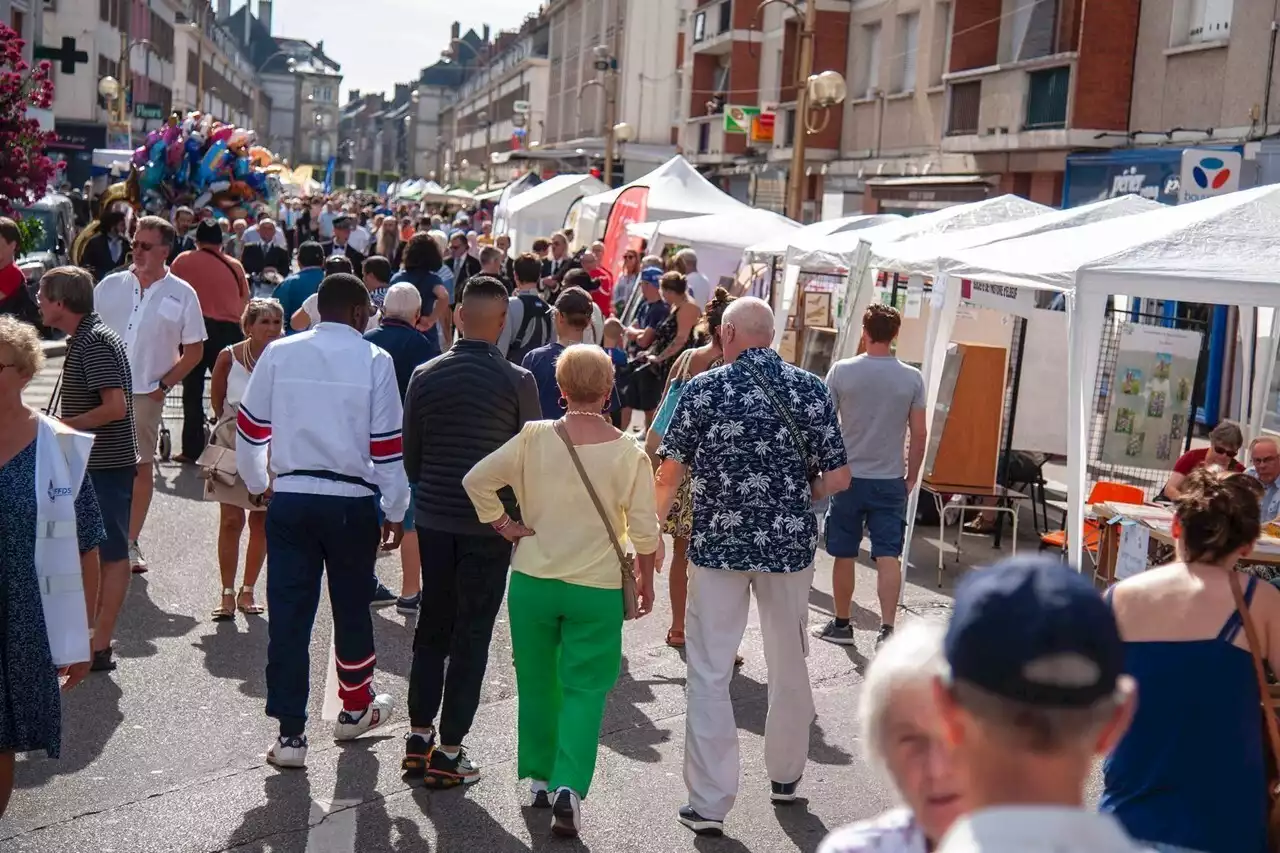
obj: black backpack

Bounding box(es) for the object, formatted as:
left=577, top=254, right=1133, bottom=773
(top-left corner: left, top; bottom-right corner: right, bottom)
left=507, top=292, right=553, bottom=364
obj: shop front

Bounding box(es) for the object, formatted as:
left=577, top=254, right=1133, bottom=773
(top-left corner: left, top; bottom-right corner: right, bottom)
left=48, top=121, right=107, bottom=192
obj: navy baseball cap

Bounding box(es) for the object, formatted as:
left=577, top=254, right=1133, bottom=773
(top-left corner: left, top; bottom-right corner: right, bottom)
left=944, top=555, right=1124, bottom=709
left=640, top=266, right=663, bottom=286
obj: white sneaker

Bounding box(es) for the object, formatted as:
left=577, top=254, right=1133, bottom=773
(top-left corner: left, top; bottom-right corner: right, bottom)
left=267, top=735, right=308, bottom=769
left=333, top=693, right=394, bottom=741
left=551, top=787, right=581, bottom=837
left=128, top=541, right=147, bottom=571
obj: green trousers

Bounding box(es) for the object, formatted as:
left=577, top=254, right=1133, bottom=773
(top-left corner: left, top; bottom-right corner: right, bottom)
left=508, top=570, right=623, bottom=798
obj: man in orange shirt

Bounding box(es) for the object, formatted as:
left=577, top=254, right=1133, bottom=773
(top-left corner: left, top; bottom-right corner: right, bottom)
left=170, top=220, right=250, bottom=462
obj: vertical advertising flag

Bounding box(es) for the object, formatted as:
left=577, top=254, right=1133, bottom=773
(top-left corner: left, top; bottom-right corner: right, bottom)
left=323, top=156, right=336, bottom=193
left=601, top=186, right=650, bottom=281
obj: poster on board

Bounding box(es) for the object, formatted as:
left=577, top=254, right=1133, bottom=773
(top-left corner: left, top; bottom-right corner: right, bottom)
left=1101, top=323, right=1202, bottom=468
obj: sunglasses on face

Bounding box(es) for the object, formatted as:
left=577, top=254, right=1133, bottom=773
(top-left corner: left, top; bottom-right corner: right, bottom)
left=1213, top=445, right=1239, bottom=459
left=134, top=240, right=164, bottom=253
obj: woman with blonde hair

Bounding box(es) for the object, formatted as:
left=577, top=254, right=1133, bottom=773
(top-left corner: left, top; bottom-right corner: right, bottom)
left=206, top=298, right=284, bottom=619
left=463, top=344, right=660, bottom=838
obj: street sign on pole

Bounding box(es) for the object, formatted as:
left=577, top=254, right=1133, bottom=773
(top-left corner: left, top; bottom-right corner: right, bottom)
left=133, top=102, right=165, bottom=120
left=513, top=100, right=531, bottom=115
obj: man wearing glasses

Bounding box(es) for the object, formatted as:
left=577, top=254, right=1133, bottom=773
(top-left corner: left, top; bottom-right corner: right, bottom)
left=1162, top=419, right=1244, bottom=500
left=95, top=215, right=206, bottom=574
left=538, top=231, right=580, bottom=302
left=447, top=231, right=482, bottom=297
left=1247, top=435, right=1280, bottom=521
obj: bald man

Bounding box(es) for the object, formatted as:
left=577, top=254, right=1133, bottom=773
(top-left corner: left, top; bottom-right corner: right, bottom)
left=655, top=297, right=851, bottom=834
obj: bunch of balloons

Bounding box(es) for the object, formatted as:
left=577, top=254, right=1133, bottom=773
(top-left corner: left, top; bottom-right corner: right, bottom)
left=131, top=110, right=280, bottom=218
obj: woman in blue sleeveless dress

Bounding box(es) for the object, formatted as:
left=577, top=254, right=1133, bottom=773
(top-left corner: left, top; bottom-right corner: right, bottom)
left=1101, top=467, right=1278, bottom=853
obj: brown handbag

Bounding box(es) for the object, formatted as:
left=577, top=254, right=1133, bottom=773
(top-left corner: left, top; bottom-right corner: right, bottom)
left=553, top=420, right=640, bottom=620
left=1227, top=570, right=1280, bottom=851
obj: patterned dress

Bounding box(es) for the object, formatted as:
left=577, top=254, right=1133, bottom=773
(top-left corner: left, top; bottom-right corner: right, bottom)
left=662, top=352, right=723, bottom=539
left=0, top=440, right=106, bottom=758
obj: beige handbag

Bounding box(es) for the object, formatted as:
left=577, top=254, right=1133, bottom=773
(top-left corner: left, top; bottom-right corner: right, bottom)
left=553, top=420, right=640, bottom=620
left=197, top=417, right=259, bottom=511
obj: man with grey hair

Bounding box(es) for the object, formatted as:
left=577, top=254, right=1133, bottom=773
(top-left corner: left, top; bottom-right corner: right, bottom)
left=932, top=555, right=1145, bottom=853
left=675, top=248, right=712, bottom=307
left=1247, top=434, right=1280, bottom=521
left=657, top=296, right=851, bottom=836
left=37, top=266, right=140, bottom=672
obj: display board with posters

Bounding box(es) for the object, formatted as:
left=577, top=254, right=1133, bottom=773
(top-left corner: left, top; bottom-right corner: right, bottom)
left=1102, top=323, right=1202, bottom=468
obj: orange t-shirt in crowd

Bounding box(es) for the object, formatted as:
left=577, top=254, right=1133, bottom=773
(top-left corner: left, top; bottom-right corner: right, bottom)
left=170, top=247, right=250, bottom=325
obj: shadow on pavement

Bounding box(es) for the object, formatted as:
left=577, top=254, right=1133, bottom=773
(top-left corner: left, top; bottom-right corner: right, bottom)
left=226, top=770, right=314, bottom=852
left=808, top=586, right=883, bottom=633
left=693, top=833, right=753, bottom=852
left=192, top=616, right=269, bottom=698
left=600, top=656, right=679, bottom=763
left=774, top=798, right=831, bottom=851
left=154, top=461, right=208, bottom=502
left=729, top=675, right=853, bottom=767
left=114, top=576, right=201, bottom=660
left=410, top=785, right=534, bottom=853
left=14, top=676, right=124, bottom=790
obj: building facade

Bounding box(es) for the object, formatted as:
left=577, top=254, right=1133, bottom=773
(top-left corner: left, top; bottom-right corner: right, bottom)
left=544, top=0, right=681, bottom=181
left=440, top=14, right=550, bottom=189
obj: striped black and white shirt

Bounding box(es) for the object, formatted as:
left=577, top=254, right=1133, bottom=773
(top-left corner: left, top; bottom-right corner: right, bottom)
left=59, top=313, right=139, bottom=470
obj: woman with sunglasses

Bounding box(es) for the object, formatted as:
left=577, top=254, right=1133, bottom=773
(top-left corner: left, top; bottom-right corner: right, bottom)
left=1163, top=420, right=1244, bottom=500
left=614, top=250, right=643, bottom=319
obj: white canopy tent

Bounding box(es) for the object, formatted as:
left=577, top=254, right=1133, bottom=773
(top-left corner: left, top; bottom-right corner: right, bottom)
left=743, top=214, right=901, bottom=260
left=933, top=184, right=1280, bottom=569
left=625, top=208, right=801, bottom=287
left=501, top=173, right=609, bottom=253
left=574, top=155, right=750, bottom=247
left=770, top=194, right=1050, bottom=351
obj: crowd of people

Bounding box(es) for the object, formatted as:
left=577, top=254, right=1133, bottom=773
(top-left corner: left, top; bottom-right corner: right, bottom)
left=1, top=192, right=1278, bottom=853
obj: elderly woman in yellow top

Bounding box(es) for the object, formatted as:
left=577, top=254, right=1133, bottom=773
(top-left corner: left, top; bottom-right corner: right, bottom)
left=463, top=344, right=660, bottom=840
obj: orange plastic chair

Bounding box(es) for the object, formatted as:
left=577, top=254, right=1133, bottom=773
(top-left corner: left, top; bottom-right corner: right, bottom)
left=1039, top=481, right=1147, bottom=553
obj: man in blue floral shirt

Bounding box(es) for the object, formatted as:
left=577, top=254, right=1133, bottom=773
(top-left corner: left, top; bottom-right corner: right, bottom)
left=656, top=297, right=850, bottom=837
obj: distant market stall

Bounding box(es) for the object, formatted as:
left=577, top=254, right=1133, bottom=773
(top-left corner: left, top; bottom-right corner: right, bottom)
left=501, top=173, right=608, bottom=253
left=626, top=208, right=800, bottom=293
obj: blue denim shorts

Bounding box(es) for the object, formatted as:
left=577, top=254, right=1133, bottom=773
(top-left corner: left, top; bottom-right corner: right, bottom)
left=89, top=465, right=136, bottom=563
left=825, top=477, right=908, bottom=560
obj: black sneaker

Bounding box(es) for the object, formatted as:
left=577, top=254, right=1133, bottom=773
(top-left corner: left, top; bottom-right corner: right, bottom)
left=371, top=582, right=397, bottom=609
left=90, top=648, right=117, bottom=672
left=677, top=805, right=723, bottom=836
left=875, top=625, right=895, bottom=650
left=815, top=619, right=855, bottom=646
left=401, top=729, right=436, bottom=777
left=424, top=746, right=481, bottom=788
left=551, top=787, right=581, bottom=837
left=771, top=777, right=802, bottom=804
left=530, top=781, right=551, bottom=808
left=395, top=592, right=421, bottom=615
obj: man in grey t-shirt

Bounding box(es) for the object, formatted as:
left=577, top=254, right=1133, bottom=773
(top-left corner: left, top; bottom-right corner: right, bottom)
left=819, top=303, right=927, bottom=650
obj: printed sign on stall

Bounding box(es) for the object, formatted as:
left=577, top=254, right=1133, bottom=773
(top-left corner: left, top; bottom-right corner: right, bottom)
left=1101, top=323, right=1203, bottom=469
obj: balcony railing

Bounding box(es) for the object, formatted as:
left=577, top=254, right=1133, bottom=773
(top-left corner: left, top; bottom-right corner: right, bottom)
left=1024, top=66, right=1069, bottom=130
left=946, top=80, right=981, bottom=135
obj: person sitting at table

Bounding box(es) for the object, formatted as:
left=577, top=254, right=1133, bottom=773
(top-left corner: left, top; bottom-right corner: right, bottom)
left=1101, top=466, right=1280, bottom=853
left=1162, top=420, right=1244, bottom=500
left=1246, top=435, right=1280, bottom=522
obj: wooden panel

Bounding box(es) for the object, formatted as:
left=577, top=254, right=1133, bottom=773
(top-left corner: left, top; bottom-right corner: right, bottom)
left=927, top=342, right=1007, bottom=489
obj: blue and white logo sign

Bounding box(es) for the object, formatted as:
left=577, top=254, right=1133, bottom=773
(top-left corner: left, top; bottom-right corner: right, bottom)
left=1178, top=148, right=1242, bottom=204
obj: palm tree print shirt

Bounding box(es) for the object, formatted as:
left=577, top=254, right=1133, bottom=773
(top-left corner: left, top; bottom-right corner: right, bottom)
left=658, top=347, right=847, bottom=573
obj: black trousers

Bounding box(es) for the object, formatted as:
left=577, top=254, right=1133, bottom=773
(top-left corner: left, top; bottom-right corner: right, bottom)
left=408, top=527, right=512, bottom=745
left=181, top=317, right=243, bottom=458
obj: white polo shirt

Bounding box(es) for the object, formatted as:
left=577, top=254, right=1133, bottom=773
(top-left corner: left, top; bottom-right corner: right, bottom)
left=95, top=268, right=207, bottom=394
left=937, top=806, right=1155, bottom=853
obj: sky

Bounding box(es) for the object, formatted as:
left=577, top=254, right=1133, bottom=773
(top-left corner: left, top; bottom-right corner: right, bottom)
left=256, top=0, right=541, bottom=101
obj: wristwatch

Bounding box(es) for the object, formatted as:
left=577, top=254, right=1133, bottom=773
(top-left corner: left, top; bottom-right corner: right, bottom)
left=158, top=380, right=171, bottom=393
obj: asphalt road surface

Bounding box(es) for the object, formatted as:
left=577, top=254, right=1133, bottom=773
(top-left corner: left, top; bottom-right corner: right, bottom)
left=8, top=357, right=963, bottom=853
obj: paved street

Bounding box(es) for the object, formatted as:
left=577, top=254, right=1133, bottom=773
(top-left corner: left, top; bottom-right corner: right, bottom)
left=6, top=357, right=973, bottom=852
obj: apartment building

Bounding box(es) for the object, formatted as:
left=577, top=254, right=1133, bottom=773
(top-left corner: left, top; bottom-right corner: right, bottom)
left=439, top=14, right=551, bottom=189
left=935, top=0, right=1142, bottom=208
left=544, top=0, right=681, bottom=182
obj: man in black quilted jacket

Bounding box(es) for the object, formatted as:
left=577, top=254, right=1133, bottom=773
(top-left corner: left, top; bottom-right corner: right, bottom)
left=400, top=274, right=541, bottom=788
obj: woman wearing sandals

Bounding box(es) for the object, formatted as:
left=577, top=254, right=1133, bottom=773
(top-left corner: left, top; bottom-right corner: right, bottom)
left=205, top=298, right=283, bottom=619
left=647, top=288, right=734, bottom=651
left=463, top=344, right=660, bottom=838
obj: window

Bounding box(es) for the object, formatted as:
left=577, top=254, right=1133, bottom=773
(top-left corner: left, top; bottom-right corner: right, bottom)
left=931, top=2, right=952, bottom=86
left=858, top=23, right=882, bottom=98
left=946, top=80, right=981, bottom=135
left=10, top=9, right=24, bottom=35
left=319, top=138, right=332, bottom=160
left=1024, top=66, right=1069, bottom=129
left=1002, top=0, right=1058, bottom=62
left=712, top=58, right=730, bottom=95
left=693, top=11, right=707, bottom=43
left=1171, top=0, right=1233, bottom=46
left=718, top=1, right=732, bottom=35
left=894, top=12, right=920, bottom=93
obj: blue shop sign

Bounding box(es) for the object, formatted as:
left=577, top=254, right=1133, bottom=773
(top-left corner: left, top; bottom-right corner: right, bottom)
left=1063, top=146, right=1243, bottom=208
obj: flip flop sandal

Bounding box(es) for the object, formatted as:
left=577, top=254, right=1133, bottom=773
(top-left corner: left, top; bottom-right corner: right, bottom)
left=237, top=586, right=265, bottom=615
left=212, top=588, right=236, bottom=621
left=666, top=629, right=686, bottom=648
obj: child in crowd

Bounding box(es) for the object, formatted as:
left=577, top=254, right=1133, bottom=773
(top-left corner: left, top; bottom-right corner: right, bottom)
left=602, top=317, right=628, bottom=429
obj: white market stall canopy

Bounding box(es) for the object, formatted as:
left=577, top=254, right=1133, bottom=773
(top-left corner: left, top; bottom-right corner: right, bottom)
left=932, top=183, right=1280, bottom=569
left=502, top=173, right=609, bottom=253
left=744, top=214, right=902, bottom=258
left=624, top=208, right=801, bottom=290
left=575, top=155, right=751, bottom=246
